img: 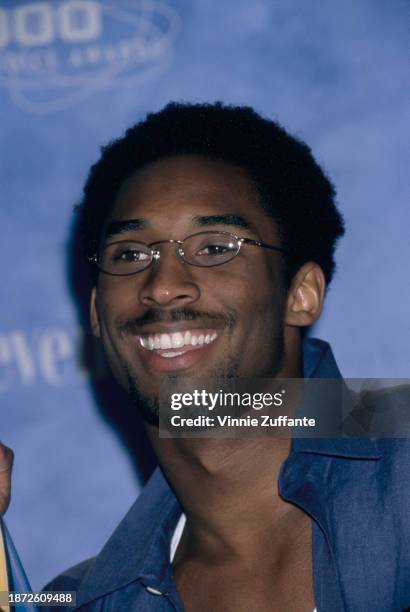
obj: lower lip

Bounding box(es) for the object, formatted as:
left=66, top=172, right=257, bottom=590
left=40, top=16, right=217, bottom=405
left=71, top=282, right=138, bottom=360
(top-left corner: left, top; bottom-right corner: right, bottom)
left=134, top=337, right=218, bottom=372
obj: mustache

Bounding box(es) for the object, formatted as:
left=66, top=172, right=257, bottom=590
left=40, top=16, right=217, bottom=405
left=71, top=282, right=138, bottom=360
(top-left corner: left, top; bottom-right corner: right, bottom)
left=121, top=307, right=237, bottom=335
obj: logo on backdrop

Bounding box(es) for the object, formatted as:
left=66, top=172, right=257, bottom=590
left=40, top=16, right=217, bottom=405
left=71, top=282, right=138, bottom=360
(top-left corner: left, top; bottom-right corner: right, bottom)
left=0, top=326, right=108, bottom=391
left=0, top=0, right=181, bottom=113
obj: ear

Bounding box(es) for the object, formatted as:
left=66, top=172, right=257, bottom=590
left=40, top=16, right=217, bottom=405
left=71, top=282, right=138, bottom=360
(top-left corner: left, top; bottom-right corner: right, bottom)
left=90, top=287, right=101, bottom=337
left=284, top=262, right=326, bottom=327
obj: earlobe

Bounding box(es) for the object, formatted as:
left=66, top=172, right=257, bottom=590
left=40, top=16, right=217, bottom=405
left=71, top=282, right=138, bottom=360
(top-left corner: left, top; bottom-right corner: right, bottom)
left=284, top=263, right=326, bottom=327
left=90, top=287, right=101, bottom=337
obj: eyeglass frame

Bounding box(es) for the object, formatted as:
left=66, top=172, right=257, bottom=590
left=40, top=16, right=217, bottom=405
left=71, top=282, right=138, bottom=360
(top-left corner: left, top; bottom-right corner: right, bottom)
left=88, top=230, right=285, bottom=276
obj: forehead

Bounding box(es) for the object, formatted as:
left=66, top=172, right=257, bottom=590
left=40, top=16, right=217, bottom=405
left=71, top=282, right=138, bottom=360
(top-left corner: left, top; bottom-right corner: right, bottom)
left=105, top=155, right=276, bottom=237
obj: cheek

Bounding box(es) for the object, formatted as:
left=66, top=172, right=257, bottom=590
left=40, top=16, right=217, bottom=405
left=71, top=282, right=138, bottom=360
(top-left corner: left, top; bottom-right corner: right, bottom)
left=208, top=265, right=285, bottom=356
left=234, top=262, right=284, bottom=326
left=214, top=259, right=283, bottom=312
left=94, top=288, right=137, bottom=390
left=94, top=282, right=133, bottom=361
left=96, top=277, right=139, bottom=326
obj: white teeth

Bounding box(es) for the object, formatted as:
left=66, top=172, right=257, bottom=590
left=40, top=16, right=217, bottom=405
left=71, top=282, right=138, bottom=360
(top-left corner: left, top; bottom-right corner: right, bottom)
left=138, top=330, right=219, bottom=351
left=154, top=335, right=161, bottom=349
left=171, top=332, right=184, bottom=348
left=161, top=351, right=185, bottom=358
left=139, top=337, right=149, bottom=349
left=160, top=333, right=172, bottom=349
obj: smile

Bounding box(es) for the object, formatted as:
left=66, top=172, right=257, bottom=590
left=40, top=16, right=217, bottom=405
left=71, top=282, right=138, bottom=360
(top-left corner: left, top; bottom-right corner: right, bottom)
left=137, top=329, right=219, bottom=358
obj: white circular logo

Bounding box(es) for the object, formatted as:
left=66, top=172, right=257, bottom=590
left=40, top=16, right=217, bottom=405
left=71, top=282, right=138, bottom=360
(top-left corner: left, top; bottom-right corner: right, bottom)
left=0, top=0, right=182, bottom=113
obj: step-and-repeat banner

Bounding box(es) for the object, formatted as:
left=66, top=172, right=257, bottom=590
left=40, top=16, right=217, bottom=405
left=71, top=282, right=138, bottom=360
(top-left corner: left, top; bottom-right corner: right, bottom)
left=1, top=0, right=409, bottom=589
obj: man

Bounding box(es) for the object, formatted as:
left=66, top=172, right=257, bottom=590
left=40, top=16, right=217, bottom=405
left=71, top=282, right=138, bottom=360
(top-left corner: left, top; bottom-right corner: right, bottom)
left=3, top=103, right=410, bottom=610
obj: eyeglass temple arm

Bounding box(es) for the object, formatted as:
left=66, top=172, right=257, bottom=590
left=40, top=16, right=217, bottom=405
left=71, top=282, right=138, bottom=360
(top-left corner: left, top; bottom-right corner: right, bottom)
left=241, top=238, right=284, bottom=253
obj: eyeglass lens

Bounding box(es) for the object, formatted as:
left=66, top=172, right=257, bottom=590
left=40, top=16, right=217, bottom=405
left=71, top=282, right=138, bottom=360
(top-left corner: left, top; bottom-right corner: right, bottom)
left=98, top=232, right=240, bottom=275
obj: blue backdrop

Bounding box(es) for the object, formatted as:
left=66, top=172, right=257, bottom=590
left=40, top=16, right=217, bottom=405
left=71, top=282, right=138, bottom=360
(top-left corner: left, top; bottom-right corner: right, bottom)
left=1, top=0, right=409, bottom=590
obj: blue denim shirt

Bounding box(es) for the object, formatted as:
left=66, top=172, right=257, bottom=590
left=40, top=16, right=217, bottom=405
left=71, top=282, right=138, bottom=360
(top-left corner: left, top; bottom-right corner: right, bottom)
left=47, top=339, right=410, bottom=611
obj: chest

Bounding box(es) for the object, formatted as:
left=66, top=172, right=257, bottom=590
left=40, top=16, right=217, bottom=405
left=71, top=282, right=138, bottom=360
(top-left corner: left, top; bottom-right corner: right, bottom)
left=173, top=539, right=315, bottom=612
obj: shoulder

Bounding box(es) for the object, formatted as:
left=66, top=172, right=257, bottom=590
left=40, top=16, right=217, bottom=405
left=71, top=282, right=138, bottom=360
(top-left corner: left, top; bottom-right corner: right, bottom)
left=44, top=557, right=95, bottom=592
left=354, top=384, right=410, bottom=436
left=41, top=468, right=175, bottom=609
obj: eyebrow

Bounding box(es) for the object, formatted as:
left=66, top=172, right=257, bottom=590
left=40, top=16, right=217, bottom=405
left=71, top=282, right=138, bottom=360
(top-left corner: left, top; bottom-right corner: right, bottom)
left=104, top=219, right=148, bottom=240
left=103, top=213, right=253, bottom=241
left=191, top=214, right=252, bottom=229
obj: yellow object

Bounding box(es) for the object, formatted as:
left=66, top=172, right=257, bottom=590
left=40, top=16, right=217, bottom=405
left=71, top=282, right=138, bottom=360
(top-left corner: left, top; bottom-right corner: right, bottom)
left=0, top=522, right=10, bottom=612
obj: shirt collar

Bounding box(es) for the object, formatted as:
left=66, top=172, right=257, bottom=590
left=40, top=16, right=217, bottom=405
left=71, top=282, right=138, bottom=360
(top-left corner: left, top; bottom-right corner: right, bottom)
left=76, top=337, right=381, bottom=606
left=295, top=337, right=381, bottom=459
left=76, top=468, right=181, bottom=607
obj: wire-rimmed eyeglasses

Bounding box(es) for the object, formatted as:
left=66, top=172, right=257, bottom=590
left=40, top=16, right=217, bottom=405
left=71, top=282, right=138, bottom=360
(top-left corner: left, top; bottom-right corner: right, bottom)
left=89, top=230, right=284, bottom=276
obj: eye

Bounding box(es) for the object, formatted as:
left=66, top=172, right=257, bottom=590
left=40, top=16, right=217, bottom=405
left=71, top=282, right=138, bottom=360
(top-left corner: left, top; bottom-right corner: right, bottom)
left=102, top=241, right=152, bottom=270
left=112, top=247, right=150, bottom=262
left=196, top=243, right=231, bottom=256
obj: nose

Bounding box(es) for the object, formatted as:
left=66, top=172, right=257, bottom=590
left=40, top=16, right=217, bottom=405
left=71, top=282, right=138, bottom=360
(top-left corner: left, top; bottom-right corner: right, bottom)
left=139, top=243, right=201, bottom=308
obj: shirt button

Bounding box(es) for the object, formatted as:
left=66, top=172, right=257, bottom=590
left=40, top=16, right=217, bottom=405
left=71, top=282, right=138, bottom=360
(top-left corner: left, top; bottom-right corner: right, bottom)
left=146, top=586, right=163, bottom=596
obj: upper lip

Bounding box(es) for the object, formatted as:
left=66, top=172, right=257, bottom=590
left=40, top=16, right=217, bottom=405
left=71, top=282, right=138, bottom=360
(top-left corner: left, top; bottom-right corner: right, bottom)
left=132, top=321, right=225, bottom=335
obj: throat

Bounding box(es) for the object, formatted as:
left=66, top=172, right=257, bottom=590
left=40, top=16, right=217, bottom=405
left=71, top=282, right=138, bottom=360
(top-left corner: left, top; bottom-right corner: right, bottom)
left=146, top=432, right=295, bottom=556
left=172, top=504, right=315, bottom=612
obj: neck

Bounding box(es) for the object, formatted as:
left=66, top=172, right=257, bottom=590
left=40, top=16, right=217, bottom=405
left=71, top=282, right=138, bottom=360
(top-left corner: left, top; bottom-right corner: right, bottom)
left=146, top=330, right=305, bottom=559
left=150, top=432, right=303, bottom=557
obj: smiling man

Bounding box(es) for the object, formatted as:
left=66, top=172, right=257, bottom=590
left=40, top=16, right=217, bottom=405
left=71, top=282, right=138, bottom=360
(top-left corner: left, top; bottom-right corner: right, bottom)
left=30, top=103, right=410, bottom=609
left=90, top=156, right=312, bottom=422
